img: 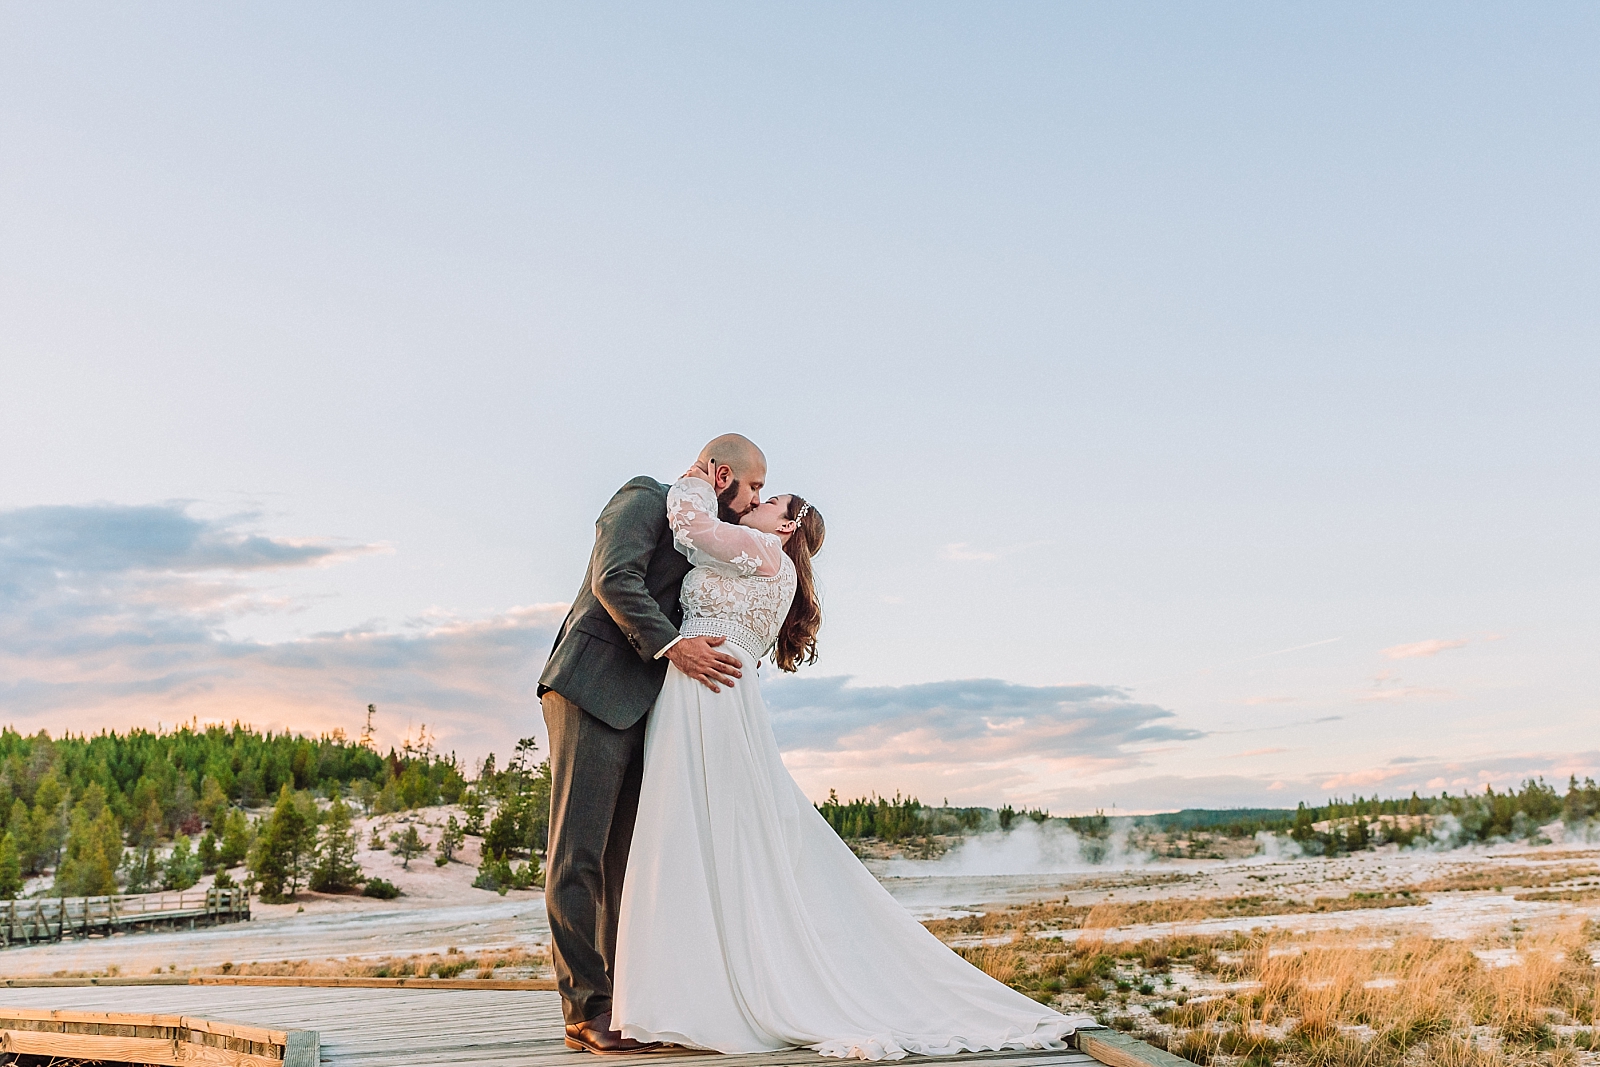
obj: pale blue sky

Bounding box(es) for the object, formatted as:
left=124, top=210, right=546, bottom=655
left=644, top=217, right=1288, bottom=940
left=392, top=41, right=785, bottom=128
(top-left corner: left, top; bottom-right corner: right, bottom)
left=2, top=3, right=1596, bottom=811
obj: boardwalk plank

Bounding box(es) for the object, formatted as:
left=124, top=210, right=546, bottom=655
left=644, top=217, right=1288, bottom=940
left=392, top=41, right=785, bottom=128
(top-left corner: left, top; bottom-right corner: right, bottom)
left=0, top=986, right=1101, bottom=1067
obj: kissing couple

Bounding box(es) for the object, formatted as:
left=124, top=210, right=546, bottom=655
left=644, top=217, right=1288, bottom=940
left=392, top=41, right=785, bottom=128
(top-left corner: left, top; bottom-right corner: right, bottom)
left=537, top=433, right=1088, bottom=1060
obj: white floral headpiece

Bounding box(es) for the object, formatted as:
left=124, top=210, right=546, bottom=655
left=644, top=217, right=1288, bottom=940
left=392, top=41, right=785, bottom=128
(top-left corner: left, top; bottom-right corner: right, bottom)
left=792, top=501, right=813, bottom=525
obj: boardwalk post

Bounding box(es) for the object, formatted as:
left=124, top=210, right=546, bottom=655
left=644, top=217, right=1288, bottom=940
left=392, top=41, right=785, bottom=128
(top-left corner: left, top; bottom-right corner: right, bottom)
left=1075, top=1026, right=1195, bottom=1067
left=284, top=1029, right=320, bottom=1067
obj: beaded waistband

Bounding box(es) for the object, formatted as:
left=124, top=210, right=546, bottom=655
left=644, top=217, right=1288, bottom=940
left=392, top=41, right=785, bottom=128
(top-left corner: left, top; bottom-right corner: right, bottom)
left=680, top=617, right=768, bottom=661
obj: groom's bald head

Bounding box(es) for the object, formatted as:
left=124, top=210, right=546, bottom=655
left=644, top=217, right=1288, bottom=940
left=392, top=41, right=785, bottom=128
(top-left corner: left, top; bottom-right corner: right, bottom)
left=699, top=433, right=766, bottom=520
left=699, top=434, right=765, bottom=481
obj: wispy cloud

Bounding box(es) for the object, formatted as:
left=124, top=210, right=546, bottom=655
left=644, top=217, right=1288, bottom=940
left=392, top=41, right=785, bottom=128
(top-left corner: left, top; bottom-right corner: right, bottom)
left=1010, top=747, right=1600, bottom=815
left=938, top=539, right=1049, bottom=563
left=1318, top=766, right=1411, bottom=790
left=940, top=542, right=999, bottom=562
left=766, top=675, right=1204, bottom=804
left=1356, top=685, right=1452, bottom=703
left=0, top=502, right=562, bottom=758
left=1210, top=714, right=1342, bottom=735
left=1316, top=750, right=1600, bottom=796
left=1382, top=638, right=1468, bottom=660
left=765, top=676, right=1201, bottom=757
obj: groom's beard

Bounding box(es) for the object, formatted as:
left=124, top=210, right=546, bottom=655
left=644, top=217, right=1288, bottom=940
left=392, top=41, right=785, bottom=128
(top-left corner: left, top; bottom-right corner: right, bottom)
left=717, top=480, right=745, bottom=524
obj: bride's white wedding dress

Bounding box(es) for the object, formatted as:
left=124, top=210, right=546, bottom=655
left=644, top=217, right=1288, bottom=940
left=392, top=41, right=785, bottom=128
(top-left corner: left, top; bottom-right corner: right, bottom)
left=612, top=476, right=1089, bottom=1060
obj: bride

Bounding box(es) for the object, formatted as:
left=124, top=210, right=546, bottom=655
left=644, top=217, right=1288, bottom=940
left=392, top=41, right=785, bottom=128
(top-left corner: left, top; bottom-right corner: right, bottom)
left=612, top=462, right=1089, bottom=1060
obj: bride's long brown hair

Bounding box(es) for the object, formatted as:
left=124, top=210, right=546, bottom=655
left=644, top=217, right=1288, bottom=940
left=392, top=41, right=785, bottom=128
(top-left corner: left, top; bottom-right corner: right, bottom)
left=773, top=495, right=825, bottom=673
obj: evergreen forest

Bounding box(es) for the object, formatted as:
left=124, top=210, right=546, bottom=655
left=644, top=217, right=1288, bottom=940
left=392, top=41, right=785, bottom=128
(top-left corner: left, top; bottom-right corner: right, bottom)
left=817, top=776, right=1600, bottom=856
left=1, top=712, right=1595, bottom=905
left=0, top=715, right=470, bottom=901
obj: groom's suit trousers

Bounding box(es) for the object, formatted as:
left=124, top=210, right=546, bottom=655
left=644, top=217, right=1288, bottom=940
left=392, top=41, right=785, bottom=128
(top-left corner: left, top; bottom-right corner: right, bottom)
left=543, top=688, right=647, bottom=1025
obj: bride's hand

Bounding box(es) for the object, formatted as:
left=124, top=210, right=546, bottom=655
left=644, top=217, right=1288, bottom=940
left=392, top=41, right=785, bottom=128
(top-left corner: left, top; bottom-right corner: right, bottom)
left=682, top=459, right=714, bottom=482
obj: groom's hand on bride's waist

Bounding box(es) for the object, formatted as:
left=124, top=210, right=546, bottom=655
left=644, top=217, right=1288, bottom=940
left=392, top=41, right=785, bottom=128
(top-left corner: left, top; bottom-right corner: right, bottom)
left=664, top=635, right=742, bottom=692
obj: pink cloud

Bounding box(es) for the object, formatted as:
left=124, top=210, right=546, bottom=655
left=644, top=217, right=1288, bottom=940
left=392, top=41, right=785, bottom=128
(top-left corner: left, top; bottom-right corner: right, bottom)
left=1357, top=686, right=1452, bottom=702
left=1382, top=638, right=1468, bottom=660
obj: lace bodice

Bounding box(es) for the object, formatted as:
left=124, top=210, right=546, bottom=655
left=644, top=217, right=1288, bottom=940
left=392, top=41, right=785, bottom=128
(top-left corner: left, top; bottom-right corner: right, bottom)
left=667, top=477, right=796, bottom=660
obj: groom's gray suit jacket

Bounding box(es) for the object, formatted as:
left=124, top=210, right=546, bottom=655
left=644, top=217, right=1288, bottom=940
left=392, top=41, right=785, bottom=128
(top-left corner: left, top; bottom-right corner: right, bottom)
left=538, top=477, right=693, bottom=729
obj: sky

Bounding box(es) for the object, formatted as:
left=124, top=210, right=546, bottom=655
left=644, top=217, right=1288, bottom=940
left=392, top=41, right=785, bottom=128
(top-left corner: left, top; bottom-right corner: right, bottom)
left=2, top=3, right=1596, bottom=814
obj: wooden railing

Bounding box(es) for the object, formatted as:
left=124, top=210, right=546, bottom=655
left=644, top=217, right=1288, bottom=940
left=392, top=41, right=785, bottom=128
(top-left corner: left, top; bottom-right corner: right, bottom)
left=1, top=886, right=249, bottom=948
left=0, top=1007, right=316, bottom=1067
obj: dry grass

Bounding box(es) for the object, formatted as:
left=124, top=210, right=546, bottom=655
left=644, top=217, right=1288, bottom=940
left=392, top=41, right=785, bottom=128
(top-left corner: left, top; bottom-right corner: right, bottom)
left=928, top=913, right=1600, bottom=1067
left=1498, top=854, right=1600, bottom=863
left=1517, top=890, right=1600, bottom=905
left=48, top=946, right=552, bottom=981
left=1408, top=867, right=1598, bottom=894
left=926, top=893, right=1424, bottom=941
left=208, top=946, right=552, bottom=979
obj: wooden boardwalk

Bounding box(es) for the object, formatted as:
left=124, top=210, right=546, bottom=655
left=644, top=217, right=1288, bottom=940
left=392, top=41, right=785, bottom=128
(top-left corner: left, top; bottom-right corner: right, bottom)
left=1, top=887, right=249, bottom=947
left=0, top=985, right=1107, bottom=1067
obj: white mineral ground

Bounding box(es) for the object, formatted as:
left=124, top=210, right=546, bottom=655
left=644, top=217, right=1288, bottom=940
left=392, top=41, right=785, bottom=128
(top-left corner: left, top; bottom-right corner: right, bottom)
left=2, top=809, right=1597, bottom=978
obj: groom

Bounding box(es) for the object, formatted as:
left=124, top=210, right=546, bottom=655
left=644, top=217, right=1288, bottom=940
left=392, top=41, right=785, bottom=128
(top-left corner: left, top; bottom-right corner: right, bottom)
left=538, top=433, right=768, bottom=1054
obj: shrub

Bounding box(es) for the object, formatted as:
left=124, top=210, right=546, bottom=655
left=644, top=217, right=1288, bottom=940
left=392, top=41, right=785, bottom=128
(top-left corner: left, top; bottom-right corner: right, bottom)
left=362, top=877, right=400, bottom=899
left=472, top=855, right=540, bottom=895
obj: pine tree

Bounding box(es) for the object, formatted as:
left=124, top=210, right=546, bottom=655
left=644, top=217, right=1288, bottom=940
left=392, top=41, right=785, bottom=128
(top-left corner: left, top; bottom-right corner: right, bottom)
left=130, top=795, right=164, bottom=847
left=353, top=778, right=377, bottom=817
left=388, top=824, right=428, bottom=869
left=0, top=831, right=23, bottom=899
left=162, top=834, right=200, bottom=891
left=219, top=808, right=251, bottom=869
left=123, top=847, right=159, bottom=893
left=375, top=778, right=403, bottom=815
left=197, top=829, right=219, bottom=873
left=528, top=759, right=552, bottom=854
left=30, top=772, right=68, bottom=871
left=1291, top=803, right=1316, bottom=844
left=8, top=798, right=37, bottom=874
left=198, top=776, right=229, bottom=827
left=310, top=795, right=362, bottom=892
left=171, top=777, right=198, bottom=832
left=461, top=789, right=486, bottom=836
left=251, top=785, right=312, bottom=903
left=484, top=800, right=520, bottom=860
left=436, top=815, right=464, bottom=864
left=54, top=784, right=123, bottom=896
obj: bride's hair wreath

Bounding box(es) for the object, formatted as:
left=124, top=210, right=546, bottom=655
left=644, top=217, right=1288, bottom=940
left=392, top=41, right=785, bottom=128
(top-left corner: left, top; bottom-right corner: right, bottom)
left=773, top=495, right=825, bottom=673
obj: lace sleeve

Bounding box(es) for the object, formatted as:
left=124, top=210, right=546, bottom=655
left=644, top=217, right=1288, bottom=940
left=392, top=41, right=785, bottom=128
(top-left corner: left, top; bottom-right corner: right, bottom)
left=666, top=477, right=782, bottom=577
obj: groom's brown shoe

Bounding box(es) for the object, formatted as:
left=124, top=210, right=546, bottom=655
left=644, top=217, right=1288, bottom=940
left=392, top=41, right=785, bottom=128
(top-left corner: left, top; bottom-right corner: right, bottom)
left=565, top=1011, right=663, bottom=1055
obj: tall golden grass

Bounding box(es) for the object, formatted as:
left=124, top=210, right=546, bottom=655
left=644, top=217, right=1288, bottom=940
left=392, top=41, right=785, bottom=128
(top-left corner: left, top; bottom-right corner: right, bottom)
left=937, top=916, right=1600, bottom=1067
